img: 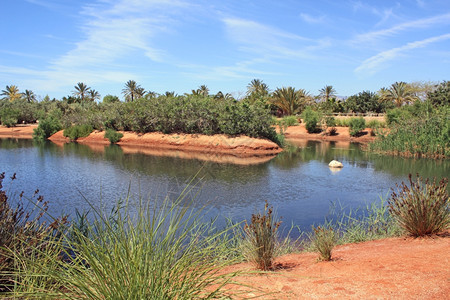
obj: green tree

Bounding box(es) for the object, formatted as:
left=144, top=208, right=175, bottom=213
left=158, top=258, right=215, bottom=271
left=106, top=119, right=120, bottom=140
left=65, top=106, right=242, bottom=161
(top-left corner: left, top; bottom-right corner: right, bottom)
left=345, top=91, right=387, bottom=113
left=380, top=82, right=417, bottom=107
left=72, top=82, right=91, bottom=102
left=214, top=91, right=234, bottom=101
left=246, top=79, right=270, bottom=104
left=102, top=95, right=120, bottom=104
left=22, top=89, right=36, bottom=103
left=271, top=87, right=310, bottom=116
left=122, top=80, right=144, bottom=102
left=427, top=81, right=450, bottom=107
left=1, top=85, right=22, bottom=102
left=88, top=89, right=100, bottom=102
left=318, top=85, right=336, bottom=102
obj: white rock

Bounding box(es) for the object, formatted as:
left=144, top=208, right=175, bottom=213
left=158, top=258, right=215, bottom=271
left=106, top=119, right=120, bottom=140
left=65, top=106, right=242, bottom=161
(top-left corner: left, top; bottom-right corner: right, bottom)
left=329, top=160, right=343, bottom=168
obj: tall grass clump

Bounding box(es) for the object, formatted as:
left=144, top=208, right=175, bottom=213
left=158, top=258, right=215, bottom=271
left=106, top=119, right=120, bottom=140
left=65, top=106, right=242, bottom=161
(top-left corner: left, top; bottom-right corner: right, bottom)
left=349, top=117, right=366, bottom=136
left=243, top=201, right=281, bottom=270
left=388, top=174, right=449, bottom=237
left=63, top=124, right=93, bottom=141
left=9, top=183, right=241, bottom=299
left=310, top=225, right=336, bottom=261
left=104, top=128, right=123, bottom=144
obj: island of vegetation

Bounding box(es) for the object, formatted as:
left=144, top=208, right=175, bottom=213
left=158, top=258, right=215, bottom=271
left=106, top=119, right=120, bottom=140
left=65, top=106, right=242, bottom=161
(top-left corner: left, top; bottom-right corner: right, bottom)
left=0, top=79, right=448, bottom=158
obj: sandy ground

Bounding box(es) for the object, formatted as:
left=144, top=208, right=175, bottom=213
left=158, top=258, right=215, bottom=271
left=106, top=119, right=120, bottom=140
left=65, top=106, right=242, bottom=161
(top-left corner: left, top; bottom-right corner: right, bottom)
left=221, top=234, right=450, bottom=299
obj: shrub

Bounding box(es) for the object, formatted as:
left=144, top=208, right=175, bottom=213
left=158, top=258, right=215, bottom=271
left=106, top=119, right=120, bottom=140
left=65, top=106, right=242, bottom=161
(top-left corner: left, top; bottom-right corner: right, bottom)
left=63, top=124, right=93, bottom=141
left=104, top=128, right=123, bottom=144
left=243, top=201, right=281, bottom=270
left=388, top=174, right=449, bottom=237
left=280, top=115, right=299, bottom=127
left=0, top=108, right=19, bottom=127
left=349, top=117, right=366, bottom=136
left=302, top=107, right=321, bottom=133
left=32, top=115, right=62, bottom=141
left=310, top=225, right=336, bottom=261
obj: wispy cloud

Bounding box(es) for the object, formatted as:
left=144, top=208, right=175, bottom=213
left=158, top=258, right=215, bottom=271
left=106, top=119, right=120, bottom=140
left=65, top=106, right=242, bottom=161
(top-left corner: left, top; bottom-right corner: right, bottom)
left=222, top=17, right=329, bottom=60
left=354, top=13, right=450, bottom=43
left=355, top=33, right=450, bottom=74
left=299, top=13, right=325, bottom=24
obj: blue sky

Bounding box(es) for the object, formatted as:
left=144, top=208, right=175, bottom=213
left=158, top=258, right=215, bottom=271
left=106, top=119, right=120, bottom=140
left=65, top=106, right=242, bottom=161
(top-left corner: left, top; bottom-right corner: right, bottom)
left=1, top=0, right=449, bottom=100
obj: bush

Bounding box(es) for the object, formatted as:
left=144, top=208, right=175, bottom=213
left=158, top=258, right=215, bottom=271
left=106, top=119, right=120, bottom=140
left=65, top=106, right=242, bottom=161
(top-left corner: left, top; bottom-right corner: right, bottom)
left=0, top=108, right=18, bottom=127
left=243, top=201, right=281, bottom=270
left=32, top=115, right=62, bottom=141
left=302, top=107, right=321, bottom=133
left=310, top=225, right=336, bottom=261
left=388, top=174, right=449, bottom=237
left=63, top=124, right=93, bottom=141
left=349, top=117, right=366, bottom=136
left=104, top=129, right=123, bottom=144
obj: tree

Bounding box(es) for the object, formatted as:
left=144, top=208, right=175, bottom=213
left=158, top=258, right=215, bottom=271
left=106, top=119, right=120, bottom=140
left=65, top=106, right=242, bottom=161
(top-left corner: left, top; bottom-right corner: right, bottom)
left=271, top=87, right=310, bottom=116
left=246, top=79, right=269, bottom=104
left=102, top=95, right=120, bottom=104
left=1, top=85, right=22, bottom=102
left=427, top=81, right=450, bottom=107
left=214, top=91, right=234, bottom=101
left=344, top=91, right=386, bottom=113
left=88, top=89, right=101, bottom=102
left=22, top=89, right=36, bottom=103
left=72, top=82, right=91, bottom=102
left=318, top=85, right=337, bottom=102
left=122, top=80, right=144, bottom=102
left=379, top=82, right=417, bottom=107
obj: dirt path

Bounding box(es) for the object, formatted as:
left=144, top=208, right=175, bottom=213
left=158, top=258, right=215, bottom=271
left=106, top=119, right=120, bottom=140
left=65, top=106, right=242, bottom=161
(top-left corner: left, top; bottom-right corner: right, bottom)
left=222, top=234, right=449, bottom=299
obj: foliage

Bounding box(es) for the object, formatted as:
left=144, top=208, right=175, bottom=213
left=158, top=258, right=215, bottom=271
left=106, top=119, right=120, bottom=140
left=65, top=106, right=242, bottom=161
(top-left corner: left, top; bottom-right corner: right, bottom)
left=63, top=124, right=93, bottom=141
left=32, top=113, right=62, bottom=141
left=271, top=87, right=310, bottom=116
left=301, top=107, right=321, bottom=133
left=102, top=94, right=120, bottom=104
left=0, top=172, right=67, bottom=293
left=1, top=85, right=22, bottom=102
left=122, top=80, right=145, bottom=102
left=8, top=184, right=242, bottom=299
left=349, top=117, right=366, bottom=136
left=344, top=91, right=389, bottom=113
left=427, top=81, right=450, bottom=107
left=379, top=81, right=418, bottom=107
left=310, top=225, right=336, bottom=261
left=318, top=85, right=337, bottom=102
left=0, top=107, right=19, bottom=127
left=388, top=174, right=449, bottom=237
left=370, top=105, right=449, bottom=158
left=243, top=201, right=281, bottom=270
left=104, top=128, right=123, bottom=144
left=278, top=116, right=299, bottom=127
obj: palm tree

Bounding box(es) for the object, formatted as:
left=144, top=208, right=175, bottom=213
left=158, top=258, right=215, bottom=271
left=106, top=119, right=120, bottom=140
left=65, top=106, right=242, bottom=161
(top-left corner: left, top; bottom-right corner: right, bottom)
left=192, top=85, right=209, bottom=96
left=1, top=85, right=22, bottom=102
left=164, top=91, right=176, bottom=97
left=246, top=79, right=269, bottom=97
left=22, top=89, right=36, bottom=103
left=271, top=87, right=310, bottom=116
left=319, top=85, right=337, bottom=102
left=214, top=91, right=235, bottom=101
left=72, top=82, right=91, bottom=102
left=380, top=82, right=417, bottom=107
left=88, top=89, right=100, bottom=102
left=122, top=80, right=143, bottom=102
left=144, top=91, right=158, bottom=100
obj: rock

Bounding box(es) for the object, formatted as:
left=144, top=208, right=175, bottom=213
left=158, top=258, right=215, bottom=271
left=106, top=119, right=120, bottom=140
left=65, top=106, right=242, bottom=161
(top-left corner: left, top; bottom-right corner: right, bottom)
left=329, top=160, right=343, bottom=168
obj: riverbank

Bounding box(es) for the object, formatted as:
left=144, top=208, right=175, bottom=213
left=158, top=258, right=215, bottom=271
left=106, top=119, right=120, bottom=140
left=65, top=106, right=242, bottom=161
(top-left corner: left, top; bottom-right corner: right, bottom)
left=221, top=233, right=450, bottom=299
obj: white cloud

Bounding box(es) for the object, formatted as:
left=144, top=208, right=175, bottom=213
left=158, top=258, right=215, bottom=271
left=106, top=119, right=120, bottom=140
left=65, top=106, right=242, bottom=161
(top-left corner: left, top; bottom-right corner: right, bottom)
left=355, top=33, right=450, bottom=74
left=354, top=13, right=450, bottom=43
left=300, top=13, right=325, bottom=24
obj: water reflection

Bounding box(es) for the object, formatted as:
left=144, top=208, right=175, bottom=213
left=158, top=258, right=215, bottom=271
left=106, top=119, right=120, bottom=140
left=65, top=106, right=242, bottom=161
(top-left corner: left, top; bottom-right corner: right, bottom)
left=0, top=138, right=448, bottom=234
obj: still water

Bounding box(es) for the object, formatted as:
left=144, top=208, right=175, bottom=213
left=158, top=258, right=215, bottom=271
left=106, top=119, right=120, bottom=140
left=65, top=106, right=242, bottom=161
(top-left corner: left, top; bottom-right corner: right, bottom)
left=0, top=138, right=448, bottom=232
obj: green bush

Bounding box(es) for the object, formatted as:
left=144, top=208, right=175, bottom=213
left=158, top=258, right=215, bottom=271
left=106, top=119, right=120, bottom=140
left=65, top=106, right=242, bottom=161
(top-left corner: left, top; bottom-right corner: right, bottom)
left=310, top=225, right=336, bottom=261
left=104, top=128, right=123, bottom=144
left=301, top=107, right=321, bottom=133
left=32, top=115, right=62, bottom=141
left=243, top=201, right=281, bottom=270
left=349, top=117, right=366, bottom=136
left=0, top=108, right=18, bottom=127
left=63, top=124, right=93, bottom=141
left=280, top=115, right=299, bottom=127
left=388, top=174, right=449, bottom=237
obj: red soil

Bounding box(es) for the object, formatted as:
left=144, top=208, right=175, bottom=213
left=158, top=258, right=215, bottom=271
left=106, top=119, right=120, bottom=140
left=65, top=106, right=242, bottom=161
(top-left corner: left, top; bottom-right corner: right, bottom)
left=222, top=234, right=450, bottom=299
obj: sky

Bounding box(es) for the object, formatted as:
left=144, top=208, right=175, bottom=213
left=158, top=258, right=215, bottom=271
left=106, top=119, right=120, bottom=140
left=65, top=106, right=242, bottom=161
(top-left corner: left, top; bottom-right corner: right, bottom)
left=1, top=0, right=449, bottom=100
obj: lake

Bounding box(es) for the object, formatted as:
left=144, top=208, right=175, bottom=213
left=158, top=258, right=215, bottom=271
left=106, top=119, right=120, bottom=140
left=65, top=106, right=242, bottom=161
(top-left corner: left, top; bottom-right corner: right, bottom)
left=0, top=138, right=448, bottom=233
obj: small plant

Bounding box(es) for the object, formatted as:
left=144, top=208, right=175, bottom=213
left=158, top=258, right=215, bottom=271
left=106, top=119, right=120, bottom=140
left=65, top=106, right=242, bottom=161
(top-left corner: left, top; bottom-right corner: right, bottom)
left=104, top=128, right=123, bottom=144
left=243, top=201, right=281, bottom=270
left=349, top=117, right=366, bottom=136
left=311, top=225, right=336, bottom=261
left=388, top=174, right=449, bottom=237
left=63, top=124, right=93, bottom=141
left=302, top=107, right=321, bottom=133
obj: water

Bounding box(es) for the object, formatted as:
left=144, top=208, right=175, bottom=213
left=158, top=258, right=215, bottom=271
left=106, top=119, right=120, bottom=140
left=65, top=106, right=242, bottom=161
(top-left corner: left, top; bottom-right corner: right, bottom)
left=0, top=138, right=448, bottom=233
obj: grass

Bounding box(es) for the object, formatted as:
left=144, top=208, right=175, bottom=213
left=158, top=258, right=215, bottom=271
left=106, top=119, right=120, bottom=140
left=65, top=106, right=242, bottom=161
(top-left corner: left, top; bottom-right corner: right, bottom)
left=310, top=225, right=336, bottom=261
